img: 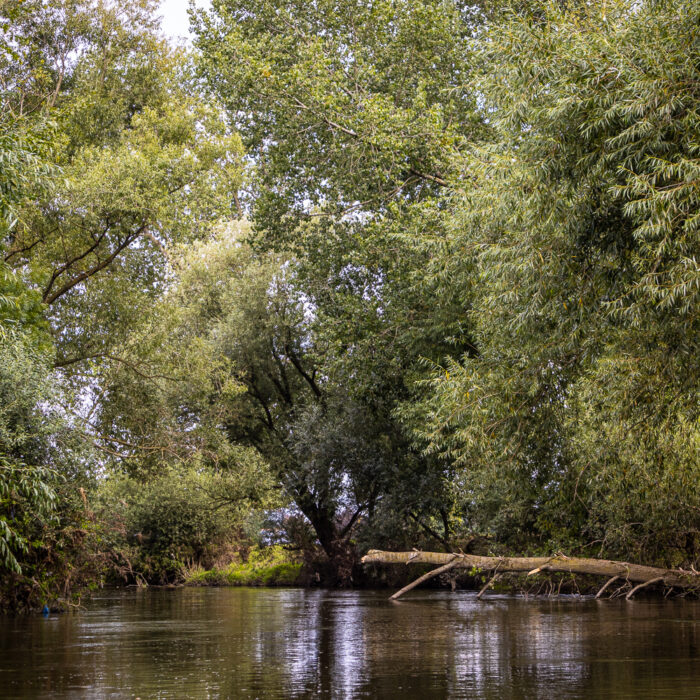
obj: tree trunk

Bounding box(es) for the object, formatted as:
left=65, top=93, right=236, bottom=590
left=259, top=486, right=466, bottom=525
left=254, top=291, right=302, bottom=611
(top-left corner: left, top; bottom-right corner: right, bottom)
left=302, top=506, right=356, bottom=586
left=361, top=550, right=700, bottom=599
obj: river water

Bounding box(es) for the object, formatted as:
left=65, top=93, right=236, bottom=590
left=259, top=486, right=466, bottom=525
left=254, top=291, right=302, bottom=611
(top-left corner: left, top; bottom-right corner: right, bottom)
left=0, top=588, right=698, bottom=699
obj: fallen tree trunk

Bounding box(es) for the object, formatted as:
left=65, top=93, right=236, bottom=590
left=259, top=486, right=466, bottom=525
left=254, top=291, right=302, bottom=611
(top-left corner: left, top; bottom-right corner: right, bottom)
left=361, top=550, right=700, bottom=600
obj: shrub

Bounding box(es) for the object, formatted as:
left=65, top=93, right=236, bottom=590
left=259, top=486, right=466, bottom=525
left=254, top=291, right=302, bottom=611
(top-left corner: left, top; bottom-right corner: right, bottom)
left=99, top=466, right=256, bottom=584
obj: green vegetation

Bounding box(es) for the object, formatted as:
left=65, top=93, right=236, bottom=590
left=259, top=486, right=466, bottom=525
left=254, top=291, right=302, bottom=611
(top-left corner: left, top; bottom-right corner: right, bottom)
left=184, top=546, right=303, bottom=587
left=0, top=0, right=698, bottom=610
left=97, top=463, right=279, bottom=584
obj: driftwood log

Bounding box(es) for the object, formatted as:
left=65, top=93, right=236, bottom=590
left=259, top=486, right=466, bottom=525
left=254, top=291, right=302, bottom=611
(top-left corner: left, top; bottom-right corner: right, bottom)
left=361, top=550, right=700, bottom=600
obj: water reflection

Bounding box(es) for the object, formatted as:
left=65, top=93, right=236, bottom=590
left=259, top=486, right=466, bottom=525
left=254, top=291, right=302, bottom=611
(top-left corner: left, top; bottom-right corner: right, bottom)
left=0, top=588, right=698, bottom=698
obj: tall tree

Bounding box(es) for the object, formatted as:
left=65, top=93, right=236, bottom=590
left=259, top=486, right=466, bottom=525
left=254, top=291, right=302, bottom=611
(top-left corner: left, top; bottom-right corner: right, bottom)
left=408, top=0, right=700, bottom=562
left=0, top=0, right=245, bottom=608
left=193, top=0, right=486, bottom=550
left=1, top=0, right=244, bottom=370
left=101, top=224, right=445, bottom=580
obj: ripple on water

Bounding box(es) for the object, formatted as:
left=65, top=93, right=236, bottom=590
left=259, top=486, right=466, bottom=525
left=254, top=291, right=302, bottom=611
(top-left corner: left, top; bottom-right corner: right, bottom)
left=0, top=588, right=698, bottom=699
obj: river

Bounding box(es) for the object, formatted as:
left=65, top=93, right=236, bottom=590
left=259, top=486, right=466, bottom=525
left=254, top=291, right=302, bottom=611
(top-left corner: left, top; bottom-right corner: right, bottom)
left=0, top=588, right=698, bottom=698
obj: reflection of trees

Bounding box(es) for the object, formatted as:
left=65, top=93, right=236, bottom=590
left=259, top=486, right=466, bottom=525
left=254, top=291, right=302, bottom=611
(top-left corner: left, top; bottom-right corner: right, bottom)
left=446, top=599, right=589, bottom=698
left=0, top=591, right=698, bottom=698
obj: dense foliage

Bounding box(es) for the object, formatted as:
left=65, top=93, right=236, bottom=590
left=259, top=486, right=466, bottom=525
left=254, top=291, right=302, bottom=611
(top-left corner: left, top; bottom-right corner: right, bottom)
left=1, top=0, right=698, bottom=608
left=194, top=0, right=700, bottom=567
left=98, top=464, right=277, bottom=584
left=407, top=0, right=700, bottom=561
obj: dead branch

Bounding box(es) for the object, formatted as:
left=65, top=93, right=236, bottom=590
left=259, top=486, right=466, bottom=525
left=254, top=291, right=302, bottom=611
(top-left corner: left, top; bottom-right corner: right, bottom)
left=390, top=556, right=460, bottom=601
left=595, top=575, right=620, bottom=599
left=361, top=550, right=700, bottom=599
left=477, top=573, right=502, bottom=600
left=626, top=576, right=664, bottom=600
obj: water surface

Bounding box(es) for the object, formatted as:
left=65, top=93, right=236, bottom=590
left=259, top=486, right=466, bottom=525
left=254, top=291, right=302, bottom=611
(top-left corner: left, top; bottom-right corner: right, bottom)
left=0, top=588, right=698, bottom=698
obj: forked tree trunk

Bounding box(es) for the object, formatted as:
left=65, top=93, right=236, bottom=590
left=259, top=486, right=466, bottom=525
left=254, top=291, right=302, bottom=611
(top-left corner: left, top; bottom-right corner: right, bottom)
left=361, top=550, right=700, bottom=599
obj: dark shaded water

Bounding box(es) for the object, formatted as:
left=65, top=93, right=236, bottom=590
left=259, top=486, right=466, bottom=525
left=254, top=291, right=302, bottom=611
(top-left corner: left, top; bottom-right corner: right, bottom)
left=0, top=588, right=698, bottom=699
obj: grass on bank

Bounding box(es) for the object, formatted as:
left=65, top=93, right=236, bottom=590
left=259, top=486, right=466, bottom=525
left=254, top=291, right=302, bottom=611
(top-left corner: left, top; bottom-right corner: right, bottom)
left=183, top=545, right=304, bottom=586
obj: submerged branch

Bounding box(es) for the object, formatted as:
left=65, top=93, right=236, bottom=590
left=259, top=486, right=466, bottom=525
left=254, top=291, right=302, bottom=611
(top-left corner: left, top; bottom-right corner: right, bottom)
left=389, top=556, right=460, bottom=601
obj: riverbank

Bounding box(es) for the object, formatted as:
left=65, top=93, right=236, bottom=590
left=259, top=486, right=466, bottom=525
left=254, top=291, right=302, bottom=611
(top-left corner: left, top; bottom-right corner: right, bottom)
left=181, top=544, right=449, bottom=590
left=181, top=545, right=698, bottom=599
left=182, top=546, right=305, bottom=587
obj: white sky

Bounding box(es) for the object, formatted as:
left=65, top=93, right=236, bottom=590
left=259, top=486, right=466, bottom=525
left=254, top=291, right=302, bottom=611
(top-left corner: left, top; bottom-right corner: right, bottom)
left=158, top=0, right=211, bottom=42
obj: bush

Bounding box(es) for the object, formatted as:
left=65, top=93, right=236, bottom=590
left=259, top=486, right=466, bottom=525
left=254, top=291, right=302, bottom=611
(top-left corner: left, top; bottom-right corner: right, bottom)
left=98, top=466, right=264, bottom=584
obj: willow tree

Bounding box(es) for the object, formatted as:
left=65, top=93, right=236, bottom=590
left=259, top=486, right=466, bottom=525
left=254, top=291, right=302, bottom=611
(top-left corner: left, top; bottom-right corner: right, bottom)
left=0, top=0, right=245, bottom=608
left=408, top=0, right=700, bottom=564
left=115, top=225, right=445, bottom=581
